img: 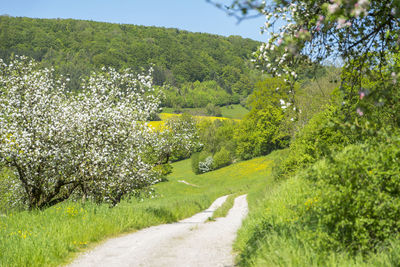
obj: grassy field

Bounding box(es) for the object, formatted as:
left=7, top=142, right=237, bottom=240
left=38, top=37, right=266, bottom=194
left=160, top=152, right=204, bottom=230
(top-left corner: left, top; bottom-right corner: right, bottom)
left=0, top=154, right=276, bottom=266
left=221, top=104, right=249, bottom=119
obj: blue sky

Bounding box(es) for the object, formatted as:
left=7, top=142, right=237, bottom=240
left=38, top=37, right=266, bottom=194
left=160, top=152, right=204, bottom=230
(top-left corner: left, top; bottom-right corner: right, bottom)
left=0, top=0, right=268, bottom=42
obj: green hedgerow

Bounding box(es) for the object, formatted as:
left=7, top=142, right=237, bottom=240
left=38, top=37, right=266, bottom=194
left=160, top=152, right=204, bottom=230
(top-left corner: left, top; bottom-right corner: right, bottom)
left=303, top=139, right=400, bottom=253
left=277, top=105, right=351, bottom=179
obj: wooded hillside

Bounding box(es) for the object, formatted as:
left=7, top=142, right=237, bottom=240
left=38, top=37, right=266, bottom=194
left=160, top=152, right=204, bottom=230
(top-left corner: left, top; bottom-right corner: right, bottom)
left=0, top=16, right=260, bottom=98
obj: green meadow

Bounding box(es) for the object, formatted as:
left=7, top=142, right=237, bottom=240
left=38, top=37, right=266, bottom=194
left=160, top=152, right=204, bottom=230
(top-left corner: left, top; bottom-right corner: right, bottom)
left=220, top=104, right=249, bottom=119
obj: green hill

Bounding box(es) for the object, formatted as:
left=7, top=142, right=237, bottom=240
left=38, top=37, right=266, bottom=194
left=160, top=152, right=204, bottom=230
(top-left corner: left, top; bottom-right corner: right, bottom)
left=0, top=16, right=261, bottom=102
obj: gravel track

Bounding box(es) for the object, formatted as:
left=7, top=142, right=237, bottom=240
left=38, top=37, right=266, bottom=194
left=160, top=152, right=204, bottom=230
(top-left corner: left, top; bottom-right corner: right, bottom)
left=69, top=194, right=248, bottom=267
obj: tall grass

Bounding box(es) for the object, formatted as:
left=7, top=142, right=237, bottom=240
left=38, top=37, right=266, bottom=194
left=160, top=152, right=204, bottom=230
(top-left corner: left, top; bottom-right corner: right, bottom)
left=0, top=155, right=274, bottom=266
left=234, top=154, right=400, bottom=266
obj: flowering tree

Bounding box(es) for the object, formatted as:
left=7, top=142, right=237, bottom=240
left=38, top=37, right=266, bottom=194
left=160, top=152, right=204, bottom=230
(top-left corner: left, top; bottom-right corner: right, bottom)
left=151, top=114, right=199, bottom=165
left=147, top=114, right=200, bottom=180
left=208, top=0, right=400, bottom=119
left=0, top=56, right=163, bottom=208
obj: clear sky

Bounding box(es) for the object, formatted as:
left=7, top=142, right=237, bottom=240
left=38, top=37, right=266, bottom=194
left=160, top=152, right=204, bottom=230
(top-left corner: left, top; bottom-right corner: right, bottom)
left=0, top=0, right=268, bottom=42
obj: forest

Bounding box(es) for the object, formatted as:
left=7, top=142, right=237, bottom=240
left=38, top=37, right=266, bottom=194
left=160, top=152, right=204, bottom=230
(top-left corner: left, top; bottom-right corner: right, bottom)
left=0, top=16, right=261, bottom=112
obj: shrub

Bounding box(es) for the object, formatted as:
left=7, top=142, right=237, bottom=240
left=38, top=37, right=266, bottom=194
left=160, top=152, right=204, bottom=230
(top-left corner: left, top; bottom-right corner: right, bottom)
left=191, top=151, right=212, bottom=174
left=304, top=140, right=400, bottom=253
left=191, top=152, right=201, bottom=174
left=277, top=105, right=351, bottom=179
left=235, top=107, right=288, bottom=160
left=212, top=147, right=231, bottom=170
left=199, top=156, right=214, bottom=173
left=205, top=103, right=222, bottom=117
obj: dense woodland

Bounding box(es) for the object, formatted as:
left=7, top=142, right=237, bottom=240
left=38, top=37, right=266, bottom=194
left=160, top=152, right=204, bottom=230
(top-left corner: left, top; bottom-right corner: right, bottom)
left=0, top=16, right=262, bottom=111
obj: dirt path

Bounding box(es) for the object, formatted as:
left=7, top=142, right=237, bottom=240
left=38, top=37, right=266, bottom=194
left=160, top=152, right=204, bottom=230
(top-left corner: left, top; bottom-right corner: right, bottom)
left=69, top=194, right=248, bottom=267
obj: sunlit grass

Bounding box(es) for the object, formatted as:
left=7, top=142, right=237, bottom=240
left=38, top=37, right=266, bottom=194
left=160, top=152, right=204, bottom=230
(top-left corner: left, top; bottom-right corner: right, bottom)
left=234, top=155, right=400, bottom=266
left=208, top=192, right=240, bottom=221
left=0, top=154, right=275, bottom=266
left=221, top=104, right=249, bottom=119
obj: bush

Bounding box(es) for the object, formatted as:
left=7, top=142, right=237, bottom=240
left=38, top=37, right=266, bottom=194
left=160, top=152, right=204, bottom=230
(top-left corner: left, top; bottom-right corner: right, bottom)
left=212, top=147, right=232, bottom=170
left=205, top=103, right=222, bottom=117
left=191, top=152, right=200, bottom=174
left=235, top=107, right=288, bottom=160
left=191, top=151, right=213, bottom=174
left=199, top=156, right=214, bottom=173
left=303, top=140, right=400, bottom=253
left=277, top=105, right=351, bottom=179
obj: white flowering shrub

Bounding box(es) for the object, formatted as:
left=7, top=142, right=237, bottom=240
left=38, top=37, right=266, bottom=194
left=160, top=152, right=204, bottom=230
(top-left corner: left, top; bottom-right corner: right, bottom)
left=198, top=156, right=214, bottom=173
left=0, top=56, right=163, bottom=208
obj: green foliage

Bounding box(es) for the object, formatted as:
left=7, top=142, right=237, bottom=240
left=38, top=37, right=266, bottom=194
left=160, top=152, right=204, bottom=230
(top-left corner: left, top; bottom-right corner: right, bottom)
left=235, top=107, right=288, bottom=160
left=278, top=105, right=351, bottom=178
left=235, top=166, right=400, bottom=267
left=303, top=140, right=400, bottom=253
left=0, top=16, right=260, bottom=107
left=234, top=77, right=291, bottom=160
left=191, top=152, right=200, bottom=174
left=247, top=77, right=288, bottom=110
left=212, top=147, right=232, bottom=170
left=294, top=66, right=340, bottom=131
left=205, top=103, right=222, bottom=117
left=197, top=119, right=237, bottom=155
left=162, top=80, right=234, bottom=108
left=153, top=164, right=173, bottom=182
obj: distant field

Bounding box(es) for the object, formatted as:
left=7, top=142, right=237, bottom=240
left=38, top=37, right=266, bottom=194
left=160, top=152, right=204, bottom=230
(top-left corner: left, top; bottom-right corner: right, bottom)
left=148, top=112, right=240, bottom=129
left=161, top=104, right=249, bottom=120
left=221, top=104, right=249, bottom=119
left=0, top=154, right=276, bottom=267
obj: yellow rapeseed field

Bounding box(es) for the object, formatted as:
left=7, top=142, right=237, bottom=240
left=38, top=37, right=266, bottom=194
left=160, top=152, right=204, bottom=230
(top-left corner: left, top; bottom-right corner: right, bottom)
left=148, top=113, right=240, bottom=130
